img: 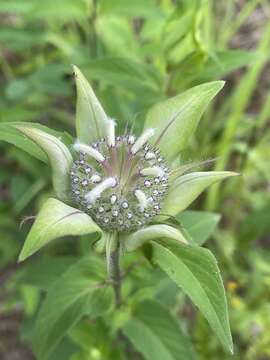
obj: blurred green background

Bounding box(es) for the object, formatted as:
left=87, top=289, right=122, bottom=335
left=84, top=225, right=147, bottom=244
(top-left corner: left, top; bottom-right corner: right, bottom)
left=0, top=0, right=270, bottom=359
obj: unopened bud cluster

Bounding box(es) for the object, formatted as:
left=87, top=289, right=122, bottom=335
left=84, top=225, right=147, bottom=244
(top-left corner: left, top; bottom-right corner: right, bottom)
left=70, top=122, right=169, bottom=232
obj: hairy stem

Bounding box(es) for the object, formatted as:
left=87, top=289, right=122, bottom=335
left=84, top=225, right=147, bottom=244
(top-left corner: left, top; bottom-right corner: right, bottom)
left=107, top=233, right=122, bottom=307
left=107, top=235, right=139, bottom=358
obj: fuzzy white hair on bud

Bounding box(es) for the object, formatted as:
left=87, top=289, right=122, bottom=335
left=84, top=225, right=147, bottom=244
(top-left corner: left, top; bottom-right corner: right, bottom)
left=131, top=128, right=155, bottom=154
left=73, top=142, right=105, bottom=162
left=106, top=119, right=116, bottom=147
left=140, top=166, right=165, bottom=178
left=134, top=189, right=148, bottom=212
left=85, top=177, right=117, bottom=204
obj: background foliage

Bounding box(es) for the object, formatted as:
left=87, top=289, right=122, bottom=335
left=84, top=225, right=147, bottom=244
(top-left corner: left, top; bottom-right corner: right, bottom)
left=0, top=0, right=270, bottom=359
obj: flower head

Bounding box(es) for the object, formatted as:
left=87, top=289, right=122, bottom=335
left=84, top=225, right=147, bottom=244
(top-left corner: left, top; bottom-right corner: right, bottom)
left=71, top=124, right=169, bottom=232
left=2, top=65, right=238, bottom=261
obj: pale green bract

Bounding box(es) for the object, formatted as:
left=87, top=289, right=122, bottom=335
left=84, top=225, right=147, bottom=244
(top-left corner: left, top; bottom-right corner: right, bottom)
left=0, top=66, right=236, bottom=354
left=144, top=81, right=225, bottom=161
left=18, top=198, right=102, bottom=262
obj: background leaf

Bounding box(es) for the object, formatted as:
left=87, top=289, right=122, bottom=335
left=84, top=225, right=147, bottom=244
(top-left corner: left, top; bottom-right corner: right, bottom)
left=123, top=300, right=199, bottom=360
left=177, top=210, right=221, bottom=245
left=33, top=256, right=113, bottom=360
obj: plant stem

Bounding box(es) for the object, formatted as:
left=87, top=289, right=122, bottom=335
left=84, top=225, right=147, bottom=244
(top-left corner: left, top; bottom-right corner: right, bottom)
left=107, top=233, right=122, bottom=307
left=107, top=235, right=137, bottom=357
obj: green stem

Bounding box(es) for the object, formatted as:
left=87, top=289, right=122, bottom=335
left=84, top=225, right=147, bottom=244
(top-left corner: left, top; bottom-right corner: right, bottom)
left=106, top=234, right=137, bottom=357
left=106, top=232, right=122, bottom=307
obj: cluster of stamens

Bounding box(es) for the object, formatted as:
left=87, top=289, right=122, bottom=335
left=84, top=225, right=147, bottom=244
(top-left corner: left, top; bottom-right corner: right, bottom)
left=70, top=121, right=169, bottom=232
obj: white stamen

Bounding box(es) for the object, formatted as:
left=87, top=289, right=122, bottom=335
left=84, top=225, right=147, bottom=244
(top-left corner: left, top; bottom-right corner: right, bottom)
left=122, top=201, right=129, bottom=209
left=140, top=166, right=165, bottom=178
left=106, top=119, right=116, bottom=147
left=90, top=174, right=101, bottom=183
left=128, top=135, right=135, bottom=144
left=145, top=151, right=156, bottom=160
left=73, top=142, right=105, bottom=162
left=134, top=189, right=148, bottom=212
left=112, top=210, right=118, bottom=217
left=110, top=194, right=117, bottom=204
left=81, top=179, right=88, bottom=186
left=85, top=177, right=117, bottom=204
left=144, top=180, right=151, bottom=187
left=147, top=196, right=154, bottom=205
left=131, top=128, right=155, bottom=154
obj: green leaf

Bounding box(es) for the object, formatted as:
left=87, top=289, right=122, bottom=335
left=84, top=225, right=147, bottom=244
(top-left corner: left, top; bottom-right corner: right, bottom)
left=0, top=27, right=45, bottom=51
left=28, top=0, right=88, bottom=21
left=162, top=171, right=238, bottom=217
left=19, top=198, right=102, bottom=262
left=238, top=205, right=270, bottom=249
left=17, top=256, right=77, bottom=291
left=151, top=241, right=233, bottom=354
left=0, top=122, right=72, bottom=163
left=83, top=57, right=161, bottom=93
left=123, top=300, right=199, bottom=360
left=73, top=65, right=108, bottom=144
left=33, top=256, right=113, bottom=360
left=123, top=224, right=188, bottom=252
left=100, top=0, right=162, bottom=18
left=144, top=81, right=224, bottom=161
left=198, top=50, right=258, bottom=81
left=177, top=210, right=221, bottom=245
left=13, top=124, right=73, bottom=200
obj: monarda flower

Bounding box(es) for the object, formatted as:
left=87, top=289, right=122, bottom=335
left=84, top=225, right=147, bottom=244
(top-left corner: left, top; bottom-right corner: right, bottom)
left=2, top=66, right=237, bottom=261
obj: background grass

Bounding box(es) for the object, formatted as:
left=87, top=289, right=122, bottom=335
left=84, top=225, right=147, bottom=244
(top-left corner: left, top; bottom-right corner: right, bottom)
left=0, top=1, right=270, bottom=359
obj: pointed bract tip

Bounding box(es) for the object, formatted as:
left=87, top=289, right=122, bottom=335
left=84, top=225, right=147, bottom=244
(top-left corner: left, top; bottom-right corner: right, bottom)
left=17, top=250, right=27, bottom=263
left=217, top=80, right=225, bottom=88
left=215, top=80, right=225, bottom=92
left=72, top=64, right=78, bottom=71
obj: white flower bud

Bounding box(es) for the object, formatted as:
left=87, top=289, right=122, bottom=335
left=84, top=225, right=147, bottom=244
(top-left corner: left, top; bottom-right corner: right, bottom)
left=145, top=151, right=156, bottom=160
left=134, top=189, right=148, bottom=212
left=140, top=166, right=165, bottom=178
left=106, top=119, right=116, bottom=147
left=131, top=128, right=155, bottom=154
left=85, top=177, right=117, bottom=203
left=73, top=142, right=105, bottom=162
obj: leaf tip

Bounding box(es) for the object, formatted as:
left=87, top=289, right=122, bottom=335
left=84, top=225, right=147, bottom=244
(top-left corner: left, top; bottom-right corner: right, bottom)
left=17, top=249, right=28, bottom=263
left=211, top=80, right=225, bottom=93
left=72, top=64, right=80, bottom=77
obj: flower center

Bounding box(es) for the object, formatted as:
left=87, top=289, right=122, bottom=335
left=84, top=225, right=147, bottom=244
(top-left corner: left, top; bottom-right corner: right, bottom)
left=70, top=129, right=169, bottom=232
